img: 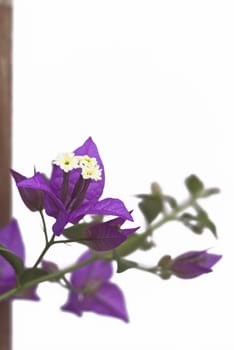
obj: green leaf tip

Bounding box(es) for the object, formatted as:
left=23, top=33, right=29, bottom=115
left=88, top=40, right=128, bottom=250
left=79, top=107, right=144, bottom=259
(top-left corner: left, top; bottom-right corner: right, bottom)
left=185, top=174, right=204, bottom=196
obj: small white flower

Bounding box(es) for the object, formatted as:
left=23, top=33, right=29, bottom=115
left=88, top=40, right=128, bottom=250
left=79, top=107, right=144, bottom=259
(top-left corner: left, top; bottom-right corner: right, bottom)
left=53, top=152, right=79, bottom=173
left=78, top=155, right=102, bottom=181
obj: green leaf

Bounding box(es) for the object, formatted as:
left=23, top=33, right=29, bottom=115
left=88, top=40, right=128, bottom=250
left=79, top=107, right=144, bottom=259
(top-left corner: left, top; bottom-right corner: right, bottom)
left=202, top=187, right=220, bottom=197
left=157, top=255, right=172, bottom=280
left=115, top=256, right=138, bottom=273
left=180, top=212, right=197, bottom=221
left=179, top=206, right=217, bottom=237
left=114, top=233, right=148, bottom=257
left=163, top=195, right=178, bottom=209
left=20, top=268, right=49, bottom=285
left=0, top=244, right=24, bottom=276
left=62, top=223, right=89, bottom=240
left=139, top=238, right=155, bottom=251
left=158, top=270, right=172, bottom=280
left=157, top=255, right=172, bottom=269
left=196, top=207, right=217, bottom=238
left=137, top=194, right=163, bottom=224
left=185, top=174, right=204, bottom=196
left=179, top=212, right=204, bottom=234
left=187, top=223, right=204, bottom=234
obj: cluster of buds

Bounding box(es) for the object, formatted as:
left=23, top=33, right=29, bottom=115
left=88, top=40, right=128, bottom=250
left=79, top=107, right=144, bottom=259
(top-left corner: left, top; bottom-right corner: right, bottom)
left=0, top=137, right=221, bottom=322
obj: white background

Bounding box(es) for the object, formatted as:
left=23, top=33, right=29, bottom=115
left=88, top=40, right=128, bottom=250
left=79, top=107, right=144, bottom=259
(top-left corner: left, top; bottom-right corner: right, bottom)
left=12, top=1, right=233, bottom=349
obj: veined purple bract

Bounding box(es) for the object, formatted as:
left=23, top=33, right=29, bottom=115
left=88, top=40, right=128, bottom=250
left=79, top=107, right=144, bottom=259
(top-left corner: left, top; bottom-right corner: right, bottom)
left=12, top=137, right=133, bottom=235
left=61, top=250, right=129, bottom=322
left=169, top=250, right=222, bottom=279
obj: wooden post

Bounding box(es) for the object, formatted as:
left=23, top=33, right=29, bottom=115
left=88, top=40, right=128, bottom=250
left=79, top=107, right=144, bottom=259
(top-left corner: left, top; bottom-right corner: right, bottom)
left=0, top=0, right=12, bottom=350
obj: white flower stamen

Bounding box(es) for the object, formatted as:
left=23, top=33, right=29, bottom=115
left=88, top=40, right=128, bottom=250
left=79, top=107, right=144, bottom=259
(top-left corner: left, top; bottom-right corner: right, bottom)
left=53, top=152, right=79, bottom=173
left=77, top=155, right=102, bottom=181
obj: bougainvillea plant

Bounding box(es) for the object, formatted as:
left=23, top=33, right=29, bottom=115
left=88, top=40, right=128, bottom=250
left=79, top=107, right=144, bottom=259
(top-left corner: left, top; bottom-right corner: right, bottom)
left=0, top=137, right=221, bottom=322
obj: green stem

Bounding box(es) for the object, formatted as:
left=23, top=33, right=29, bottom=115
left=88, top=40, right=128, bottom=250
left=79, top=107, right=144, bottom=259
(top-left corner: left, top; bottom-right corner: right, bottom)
left=0, top=253, right=98, bottom=302
left=51, top=239, right=75, bottom=245
left=146, top=194, right=198, bottom=234
left=32, top=233, right=56, bottom=269
left=61, top=276, right=72, bottom=289
left=0, top=194, right=201, bottom=302
left=134, top=264, right=159, bottom=275
left=112, top=195, right=198, bottom=259
left=39, top=210, right=49, bottom=245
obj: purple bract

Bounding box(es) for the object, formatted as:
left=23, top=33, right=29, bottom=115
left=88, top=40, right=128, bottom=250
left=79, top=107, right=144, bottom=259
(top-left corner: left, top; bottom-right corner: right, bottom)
left=11, top=169, right=44, bottom=212
left=61, top=250, right=129, bottom=322
left=0, top=219, right=39, bottom=300
left=82, top=216, right=139, bottom=251
left=13, top=137, right=133, bottom=235
left=169, top=250, right=222, bottom=279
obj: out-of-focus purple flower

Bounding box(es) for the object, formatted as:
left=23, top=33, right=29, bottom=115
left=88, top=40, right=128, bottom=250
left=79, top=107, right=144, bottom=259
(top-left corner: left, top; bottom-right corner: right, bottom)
left=169, top=250, right=222, bottom=279
left=11, top=169, right=44, bottom=211
left=81, top=216, right=139, bottom=251
left=0, top=219, right=39, bottom=300
left=14, top=137, right=133, bottom=235
left=61, top=250, right=129, bottom=322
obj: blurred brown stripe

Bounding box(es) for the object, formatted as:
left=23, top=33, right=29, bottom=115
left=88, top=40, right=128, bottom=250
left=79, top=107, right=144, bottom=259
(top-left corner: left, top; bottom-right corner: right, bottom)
left=0, top=3, right=12, bottom=350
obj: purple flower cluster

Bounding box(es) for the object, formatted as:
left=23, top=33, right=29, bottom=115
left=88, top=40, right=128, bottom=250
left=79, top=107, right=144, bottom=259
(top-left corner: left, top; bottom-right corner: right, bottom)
left=0, top=219, right=129, bottom=321
left=12, top=137, right=133, bottom=235
left=0, top=137, right=222, bottom=322
left=1, top=137, right=135, bottom=320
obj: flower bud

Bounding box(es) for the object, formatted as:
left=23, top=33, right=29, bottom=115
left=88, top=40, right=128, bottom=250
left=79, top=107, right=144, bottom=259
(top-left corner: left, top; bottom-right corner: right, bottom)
left=169, top=250, right=222, bottom=279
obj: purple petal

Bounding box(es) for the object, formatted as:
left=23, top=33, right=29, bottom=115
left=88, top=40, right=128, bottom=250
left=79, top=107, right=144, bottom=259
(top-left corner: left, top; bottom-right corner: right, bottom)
left=61, top=291, right=83, bottom=316
left=89, top=215, right=139, bottom=238
left=17, top=172, right=67, bottom=235
left=83, top=222, right=128, bottom=251
left=50, top=138, right=105, bottom=209
left=70, top=198, right=133, bottom=224
left=14, top=286, right=40, bottom=301
left=0, top=276, right=16, bottom=295
left=50, top=165, right=82, bottom=201
left=62, top=283, right=129, bottom=322
left=52, top=209, right=69, bottom=235
left=11, top=169, right=44, bottom=211
left=0, top=219, right=25, bottom=294
left=91, top=198, right=133, bottom=221
left=74, top=137, right=105, bottom=201
left=0, top=218, right=25, bottom=262
left=170, top=250, right=222, bottom=279
left=71, top=250, right=113, bottom=288
left=17, top=172, right=64, bottom=211
left=199, top=251, right=222, bottom=269
left=62, top=249, right=128, bottom=322
left=121, top=226, right=140, bottom=237
left=105, top=216, right=127, bottom=226
left=170, top=261, right=212, bottom=279
left=81, top=283, right=129, bottom=322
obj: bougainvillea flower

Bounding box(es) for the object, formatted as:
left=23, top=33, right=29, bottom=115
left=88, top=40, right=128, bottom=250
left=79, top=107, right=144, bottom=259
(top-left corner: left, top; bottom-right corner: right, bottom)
left=14, top=137, right=133, bottom=235
left=169, top=250, right=222, bottom=279
left=0, top=219, right=39, bottom=300
left=11, top=169, right=44, bottom=211
left=81, top=216, right=139, bottom=251
left=61, top=250, right=129, bottom=322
